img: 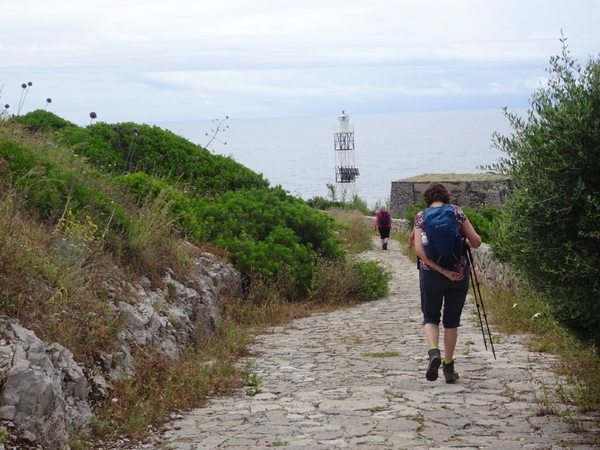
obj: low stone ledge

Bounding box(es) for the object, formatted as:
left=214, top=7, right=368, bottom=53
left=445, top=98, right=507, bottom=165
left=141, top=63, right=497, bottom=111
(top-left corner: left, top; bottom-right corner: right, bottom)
left=366, top=217, right=410, bottom=233
left=470, top=243, right=515, bottom=286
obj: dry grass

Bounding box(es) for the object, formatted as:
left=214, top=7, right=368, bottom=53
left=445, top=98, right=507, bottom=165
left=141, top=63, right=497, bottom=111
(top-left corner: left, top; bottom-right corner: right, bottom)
left=0, top=188, right=127, bottom=357
left=399, top=173, right=510, bottom=182
left=326, top=208, right=375, bottom=254
left=223, top=269, right=313, bottom=329
left=479, top=281, right=600, bottom=416
left=92, top=333, right=247, bottom=439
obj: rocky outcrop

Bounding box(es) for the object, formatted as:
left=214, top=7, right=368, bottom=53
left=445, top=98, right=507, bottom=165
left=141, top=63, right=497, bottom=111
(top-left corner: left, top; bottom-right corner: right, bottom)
left=0, top=249, right=241, bottom=449
left=0, top=322, right=92, bottom=450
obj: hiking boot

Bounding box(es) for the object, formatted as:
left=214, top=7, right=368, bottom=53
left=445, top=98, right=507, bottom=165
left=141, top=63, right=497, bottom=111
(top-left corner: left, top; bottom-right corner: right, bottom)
left=442, top=360, right=459, bottom=383
left=382, top=243, right=388, bottom=250
left=426, top=348, right=441, bottom=381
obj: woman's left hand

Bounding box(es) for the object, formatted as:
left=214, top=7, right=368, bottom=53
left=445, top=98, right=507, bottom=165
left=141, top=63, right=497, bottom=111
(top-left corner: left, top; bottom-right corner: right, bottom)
left=442, top=269, right=464, bottom=281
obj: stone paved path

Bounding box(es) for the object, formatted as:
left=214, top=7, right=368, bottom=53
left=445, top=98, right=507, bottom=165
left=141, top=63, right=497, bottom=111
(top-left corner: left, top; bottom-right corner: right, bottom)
left=143, top=238, right=597, bottom=449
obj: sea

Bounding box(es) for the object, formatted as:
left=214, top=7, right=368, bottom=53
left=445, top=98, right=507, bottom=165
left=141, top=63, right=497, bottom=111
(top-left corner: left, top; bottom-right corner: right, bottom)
left=152, top=109, right=520, bottom=209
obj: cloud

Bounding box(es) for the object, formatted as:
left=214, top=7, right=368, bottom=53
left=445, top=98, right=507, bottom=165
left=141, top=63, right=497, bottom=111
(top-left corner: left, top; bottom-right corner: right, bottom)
left=1, top=0, right=599, bottom=123
left=105, top=31, right=152, bottom=43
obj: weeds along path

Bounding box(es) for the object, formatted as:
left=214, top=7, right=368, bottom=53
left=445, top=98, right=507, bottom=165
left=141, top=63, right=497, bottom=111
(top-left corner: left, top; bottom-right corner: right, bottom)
left=143, top=237, right=596, bottom=449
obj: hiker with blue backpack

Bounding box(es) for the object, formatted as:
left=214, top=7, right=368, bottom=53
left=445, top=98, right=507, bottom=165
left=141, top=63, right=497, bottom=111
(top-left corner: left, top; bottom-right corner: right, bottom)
left=410, top=182, right=482, bottom=383
left=375, top=205, right=392, bottom=250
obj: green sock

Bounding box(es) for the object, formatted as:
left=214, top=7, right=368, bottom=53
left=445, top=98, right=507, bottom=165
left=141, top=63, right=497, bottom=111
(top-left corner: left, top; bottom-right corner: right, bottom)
left=444, top=359, right=453, bottom=364
left=429, top=346, right=438, bottom=350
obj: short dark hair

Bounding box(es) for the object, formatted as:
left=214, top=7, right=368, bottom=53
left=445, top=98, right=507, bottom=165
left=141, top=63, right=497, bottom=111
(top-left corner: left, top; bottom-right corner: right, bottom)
left=423, top=182, right=451, bottom=206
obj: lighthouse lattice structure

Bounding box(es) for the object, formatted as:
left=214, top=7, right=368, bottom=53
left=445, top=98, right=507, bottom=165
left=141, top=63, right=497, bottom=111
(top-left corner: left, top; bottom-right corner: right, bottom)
left=333, top=111, right=359, bottom=185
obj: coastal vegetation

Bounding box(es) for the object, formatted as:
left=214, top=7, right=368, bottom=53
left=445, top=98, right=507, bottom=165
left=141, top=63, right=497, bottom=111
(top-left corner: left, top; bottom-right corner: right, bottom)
left=483, top=37, right=600, bottom=348
left=2, top=35, right=600, bottom=446
left=0, top=101, right=389, bottom=446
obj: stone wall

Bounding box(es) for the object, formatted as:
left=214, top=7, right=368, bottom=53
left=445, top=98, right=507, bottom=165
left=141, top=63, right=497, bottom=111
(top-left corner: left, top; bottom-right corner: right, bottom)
left=389, top=173, right=513, bottom=218
left=470, top=243, right=515, bottom=286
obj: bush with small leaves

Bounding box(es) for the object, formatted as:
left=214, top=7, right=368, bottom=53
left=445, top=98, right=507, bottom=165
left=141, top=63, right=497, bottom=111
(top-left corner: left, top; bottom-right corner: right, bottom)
left=485, top=36, right=600, bottom=346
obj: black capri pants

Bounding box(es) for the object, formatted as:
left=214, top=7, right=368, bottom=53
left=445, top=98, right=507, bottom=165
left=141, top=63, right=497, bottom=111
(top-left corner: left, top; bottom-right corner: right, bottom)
left=378, top=227, right=391, bottom=239
left=420, top=265, right=470, bottom=328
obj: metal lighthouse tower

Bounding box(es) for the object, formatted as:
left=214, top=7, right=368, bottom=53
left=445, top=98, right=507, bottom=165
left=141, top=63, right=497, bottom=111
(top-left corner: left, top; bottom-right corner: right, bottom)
left=333, top=111, right=359, bottom=199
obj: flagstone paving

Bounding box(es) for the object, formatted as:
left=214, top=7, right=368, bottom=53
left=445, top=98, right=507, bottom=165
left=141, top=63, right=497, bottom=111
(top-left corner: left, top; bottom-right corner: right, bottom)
left=132, top=238, right=598, bottom=449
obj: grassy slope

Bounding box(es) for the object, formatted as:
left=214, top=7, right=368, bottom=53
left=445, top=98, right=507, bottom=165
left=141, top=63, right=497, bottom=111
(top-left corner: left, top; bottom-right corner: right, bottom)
left=0, top=112, right=390, bottom=446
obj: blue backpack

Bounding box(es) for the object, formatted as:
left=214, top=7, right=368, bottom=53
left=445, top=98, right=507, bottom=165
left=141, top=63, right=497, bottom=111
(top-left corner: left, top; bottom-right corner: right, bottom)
left=423, top=204, right=464, bottom=268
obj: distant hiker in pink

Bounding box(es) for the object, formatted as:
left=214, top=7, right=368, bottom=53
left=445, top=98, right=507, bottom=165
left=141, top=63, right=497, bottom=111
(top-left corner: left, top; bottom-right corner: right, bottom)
left=375, top=205, right=392, bottom=250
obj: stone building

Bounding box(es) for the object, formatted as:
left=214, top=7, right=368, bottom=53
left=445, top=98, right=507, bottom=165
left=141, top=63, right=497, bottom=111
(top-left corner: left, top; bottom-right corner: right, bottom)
left=389, top=173, right=513, bottom=218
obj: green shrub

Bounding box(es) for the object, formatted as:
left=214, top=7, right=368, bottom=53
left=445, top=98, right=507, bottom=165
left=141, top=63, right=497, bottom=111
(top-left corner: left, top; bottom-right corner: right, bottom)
left=56, top=120, right=270, bottom=194
left=484, top=37, right=600, bottom=346
left=307, top=258, right=390, bottom=305
left=17, top=109, right=71, bottom=132
left=193, top=187, right=345, bottom=296
left=404, top=201, right=425, bottom=223
left=306, top=194, right=371, bottom=215
left=0, top=139, right=94, bottom=221
left=4, top=112, right=385, bottom=309
left=460, top=205, right=501, bottom=244
left=351, top=260, right=391, bottom=300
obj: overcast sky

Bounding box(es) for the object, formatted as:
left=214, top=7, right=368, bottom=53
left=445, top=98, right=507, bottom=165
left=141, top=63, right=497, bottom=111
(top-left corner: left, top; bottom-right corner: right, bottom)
left=2, top=0, right=599, bottom=125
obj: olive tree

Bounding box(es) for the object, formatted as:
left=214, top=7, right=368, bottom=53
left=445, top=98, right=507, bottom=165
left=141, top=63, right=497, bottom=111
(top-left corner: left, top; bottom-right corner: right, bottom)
left=488, top=37, right=600, bottom=346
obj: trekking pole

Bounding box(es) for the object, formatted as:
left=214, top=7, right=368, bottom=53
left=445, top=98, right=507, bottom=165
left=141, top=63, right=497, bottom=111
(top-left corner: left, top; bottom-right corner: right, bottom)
left=466, top=246, right=497, bottom=360
left=467, top=259, right=488, bottom=352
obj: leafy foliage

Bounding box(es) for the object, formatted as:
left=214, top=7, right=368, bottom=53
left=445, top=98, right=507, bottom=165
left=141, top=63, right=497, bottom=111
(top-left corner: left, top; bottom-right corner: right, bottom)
left=350, top=260, right=391, bottom=300
left=404, top=201, right=426, bottom=223
left=484, top=37, right=600, bottom=345
left=306, top=194, right=373, bottom=215
left=14, top=108, right=72, bottom=131
left=10, top=110, right=385, bottom=297
left=0, top=138, right=124, bottom=227
left=192, top=187, right=344, bottom=296
left=15, top=113, right=270, bottom=194
left=460, top=205, right=501, bottom=244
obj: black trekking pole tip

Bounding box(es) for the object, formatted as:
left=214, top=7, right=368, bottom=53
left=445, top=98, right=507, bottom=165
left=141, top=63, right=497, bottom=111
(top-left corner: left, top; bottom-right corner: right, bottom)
left=467, top=246, right=497, bottom=360
left=468, top=263, right=487, bottom=351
